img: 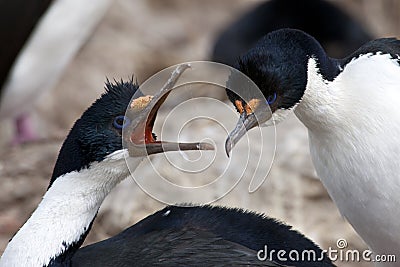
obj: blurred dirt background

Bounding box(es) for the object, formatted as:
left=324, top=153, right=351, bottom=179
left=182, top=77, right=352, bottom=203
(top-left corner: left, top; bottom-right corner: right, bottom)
left=1, top=1, right=399, bottom=266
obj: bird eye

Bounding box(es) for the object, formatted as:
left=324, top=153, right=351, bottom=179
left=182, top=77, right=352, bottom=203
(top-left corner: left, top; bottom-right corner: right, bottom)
left=266, top=93, right=277, bottom=105
left=113, top=115, right=131, bottom=130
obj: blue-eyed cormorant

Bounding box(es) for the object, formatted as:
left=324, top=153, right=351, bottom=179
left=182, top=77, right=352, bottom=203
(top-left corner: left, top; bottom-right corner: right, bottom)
left=225, top=28, right=400, bottom=264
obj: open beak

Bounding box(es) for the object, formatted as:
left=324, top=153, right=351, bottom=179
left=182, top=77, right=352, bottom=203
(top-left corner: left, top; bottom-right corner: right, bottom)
left=125, top=65, right=214, bottom=156
left=225, top=109, right=272, bottom=157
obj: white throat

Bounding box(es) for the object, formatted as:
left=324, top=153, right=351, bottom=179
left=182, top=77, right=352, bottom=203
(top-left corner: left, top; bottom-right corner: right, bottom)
left=294, top=57, right=344, bottom=133
left=0, top=149, right=142, bottom=267
left=294, top=55, right=400, bottom=259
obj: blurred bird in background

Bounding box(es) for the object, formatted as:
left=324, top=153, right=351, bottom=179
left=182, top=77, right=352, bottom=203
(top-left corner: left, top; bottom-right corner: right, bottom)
left=211, top=0, right=373, bottom=66
left=0, top=0, right=112, bottom=145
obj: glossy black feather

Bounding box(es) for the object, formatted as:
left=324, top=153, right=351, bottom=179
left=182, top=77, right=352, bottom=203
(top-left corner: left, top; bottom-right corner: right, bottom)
left=73, top=228, right=281, bottom=267
left=340, top=38, right=400, bottom=67
left=72, top=205, right=334, bottom=266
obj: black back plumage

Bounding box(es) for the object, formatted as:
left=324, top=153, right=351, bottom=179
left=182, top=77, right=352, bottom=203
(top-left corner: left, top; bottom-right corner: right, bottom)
left=74, top=228, right=280, bottom=267
left=340, top=38, right=400, bottom=67
left=72, top=205, right=334, bottom=266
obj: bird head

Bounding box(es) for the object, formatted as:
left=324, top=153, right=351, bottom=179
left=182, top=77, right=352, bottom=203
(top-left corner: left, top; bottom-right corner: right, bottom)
left=50, top=79, right=212, bottom=185
left=225, top=29, right=333, bottom=155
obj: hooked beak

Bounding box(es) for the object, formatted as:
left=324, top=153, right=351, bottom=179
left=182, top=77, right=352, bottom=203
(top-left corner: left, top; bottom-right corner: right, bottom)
left=225, top=110, right=272, bottom=157
left=125, top=64, right=214, bottom=156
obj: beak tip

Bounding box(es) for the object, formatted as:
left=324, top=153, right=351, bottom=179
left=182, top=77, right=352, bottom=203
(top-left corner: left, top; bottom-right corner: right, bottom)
left=224, top=138, right=232, bottom=158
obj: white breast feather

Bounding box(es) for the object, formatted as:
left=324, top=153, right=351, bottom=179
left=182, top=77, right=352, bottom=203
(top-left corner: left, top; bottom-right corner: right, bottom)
left=294, top=55, right=400, bottom=260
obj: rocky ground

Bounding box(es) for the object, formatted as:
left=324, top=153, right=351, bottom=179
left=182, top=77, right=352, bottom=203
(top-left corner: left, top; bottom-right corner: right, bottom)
left=1, top=1, right=399, bottom=266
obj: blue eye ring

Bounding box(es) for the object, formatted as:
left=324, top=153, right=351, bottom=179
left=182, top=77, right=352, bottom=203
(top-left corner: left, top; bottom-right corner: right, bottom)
left=266, top=92, right=277, bottom=105
left=113, top=115, right=131, bottom=130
